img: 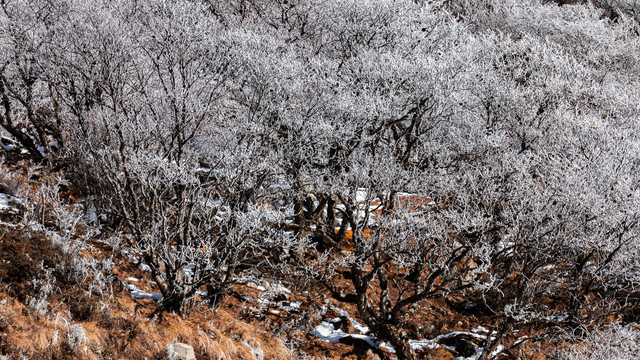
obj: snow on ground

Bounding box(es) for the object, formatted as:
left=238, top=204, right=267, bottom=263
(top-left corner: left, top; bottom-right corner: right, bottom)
left=330, top=306, right=370, bottom=334
left=239, top=292, right=302, bottom=318
left=312, top=320, right=380, bottom=349
left=124, top=283, right=163, bottom=301
left=311, top=306, right=506, bottom=358
left=281, top=301, right=302, bottom=312
left=454, top=345, right=505, bottom=360
left=312, top=321, right=348, bottom=343
left=239, top=293, right=304, bottom=320
left=310, top=306, right=389, bottom=353
left=0, top=193, right=21, bottom=214
left=379, top=342, right=396, bottom=354
left=0, top=137, right=16, bottom=151
left=431, top=331, right=494, bottom=343
left=139, top=263, right=152, bottom=272
left=0, top=194, right=12, bottom=211
left=472, top=326, right=489, bottom=333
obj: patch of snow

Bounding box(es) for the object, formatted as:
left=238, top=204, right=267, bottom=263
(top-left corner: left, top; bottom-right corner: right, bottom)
left=433, top=331, right=492, bottom=342
left=312, top=321, right=379, bottom=349
left=289, top=301, right=302, bottom=309
left=492, top=344, right=505, bottom=356
left=331, top=306, right=370, bottom=334
left=313, top=321, right=346, bottom=343
left=124, top=283, right=162, bottom=301
left=310, top=307, right=504, bottom=357
left=0, top=194, right=12, bottom=211
left=404, top=330, right=499, bottom=354
left=379, top=342, right=396, bottom=354
left=281, top=302, right=301, bottom=312
left=409, top=338, right=439, bottom=350
left=455, top=345, right=505, bottom=360
left=0, top=140, right=15, bottom=151
left=271, top=283, right=292, bottom=294
left=0, top=193, right=21, bottom=211
left=472, top=326, right=489, bottom=333
left=442, top=344, right=457, bottom=352
left=126, top=277, right=139, bottom=282
left=355, top=188, right=370, bottom=203
left=139, top=263, right=151, bottom=272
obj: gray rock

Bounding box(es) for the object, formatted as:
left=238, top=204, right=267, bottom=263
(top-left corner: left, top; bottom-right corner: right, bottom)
left=172, top=343, right=195, bottom=360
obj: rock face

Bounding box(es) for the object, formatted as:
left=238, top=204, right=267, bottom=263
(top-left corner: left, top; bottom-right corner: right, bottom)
left=172, top=343, right=196, bottom=360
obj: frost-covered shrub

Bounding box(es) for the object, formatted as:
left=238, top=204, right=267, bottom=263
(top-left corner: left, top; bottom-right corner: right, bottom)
left=555, top=325, right=640, bottom=360
left=65, top=324, right=86, bottom=352
left=2, top=0, right=640, bottom=358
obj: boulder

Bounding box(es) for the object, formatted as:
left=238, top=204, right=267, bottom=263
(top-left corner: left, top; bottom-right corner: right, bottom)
left=172, top=343, right=195, bottom=360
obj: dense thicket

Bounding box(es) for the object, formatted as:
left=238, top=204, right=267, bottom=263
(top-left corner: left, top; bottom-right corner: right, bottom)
left=2, top=0, right=640, bottom=358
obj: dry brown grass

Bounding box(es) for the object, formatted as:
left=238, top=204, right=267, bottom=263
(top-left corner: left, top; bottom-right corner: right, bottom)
left=0, top=223, right=293, bottom=360
left=0, top=287, right=296, bottom=359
